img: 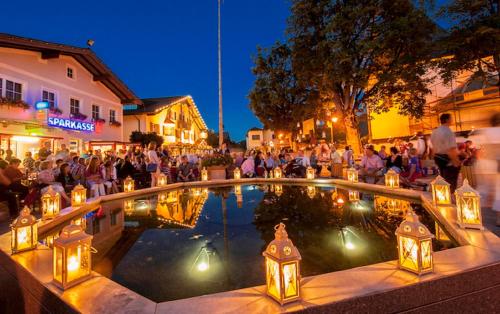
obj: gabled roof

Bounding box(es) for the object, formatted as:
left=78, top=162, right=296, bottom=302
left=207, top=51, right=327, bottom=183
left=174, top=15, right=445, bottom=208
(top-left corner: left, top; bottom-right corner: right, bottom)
left=124, top=95, right=208, bottom=130
left=0, top=33, right=140, bottom=104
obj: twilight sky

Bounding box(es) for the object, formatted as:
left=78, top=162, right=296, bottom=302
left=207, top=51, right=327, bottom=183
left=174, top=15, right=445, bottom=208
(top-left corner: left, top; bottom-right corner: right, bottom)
left=2, top=0, right=289, bottom=140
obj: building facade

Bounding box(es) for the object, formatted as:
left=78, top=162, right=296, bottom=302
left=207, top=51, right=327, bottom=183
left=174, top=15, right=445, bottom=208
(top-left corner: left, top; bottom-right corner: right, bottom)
left=0, top=33, right=139, bottom=158
left=123, top=96, right=209, bottom=155
left=246, top=128, right=275, bottom=151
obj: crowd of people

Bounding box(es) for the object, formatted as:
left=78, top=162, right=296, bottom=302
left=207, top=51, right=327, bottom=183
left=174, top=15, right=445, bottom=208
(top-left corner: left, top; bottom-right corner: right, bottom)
left=1, top=112, right=498, bottom=226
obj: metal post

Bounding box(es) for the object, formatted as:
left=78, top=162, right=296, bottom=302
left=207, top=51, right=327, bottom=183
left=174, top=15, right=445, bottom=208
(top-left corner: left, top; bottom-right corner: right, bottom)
left=218, top=0, right=224, bottom=148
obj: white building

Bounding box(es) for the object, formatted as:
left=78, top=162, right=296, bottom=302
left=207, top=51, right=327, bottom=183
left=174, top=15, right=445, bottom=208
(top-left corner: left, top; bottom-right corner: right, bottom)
left=246, top=128, right=275, bottom=151
left=0, top=33, right=140, bottom=158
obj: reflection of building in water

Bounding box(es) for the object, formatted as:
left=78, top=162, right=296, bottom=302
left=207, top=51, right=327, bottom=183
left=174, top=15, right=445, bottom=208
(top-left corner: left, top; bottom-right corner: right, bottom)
left=156, top=189, right=208, bottom=228
left=373, top=196, right=411, bottom=216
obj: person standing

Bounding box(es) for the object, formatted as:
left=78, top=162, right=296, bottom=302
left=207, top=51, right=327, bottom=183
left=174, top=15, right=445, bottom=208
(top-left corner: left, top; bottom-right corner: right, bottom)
left=342, top=146, right=354, bottom=167
left=146, top=142, right=161, bottom=187
left=330, top=146, right=343, bottom=178
left=430, top=113, right=461, bottom=192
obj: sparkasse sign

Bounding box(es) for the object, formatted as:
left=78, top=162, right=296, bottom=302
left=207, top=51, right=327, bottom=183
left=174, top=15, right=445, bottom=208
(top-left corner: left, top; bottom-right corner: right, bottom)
left=47, top=117, right=95, bottom=132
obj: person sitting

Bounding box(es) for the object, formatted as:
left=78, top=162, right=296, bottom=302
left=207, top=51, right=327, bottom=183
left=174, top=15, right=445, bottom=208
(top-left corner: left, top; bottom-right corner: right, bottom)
left=22, top=152, right=35, bottom=172
left=254, top=152, right=266, bottom=177
left=160, top=156, right=172, bottom=183
left=241, top=155, right=255, bottom=178
left=177, top=155, right=195, bottom=182
left=53, top=159, right=64, bottom=177
left=310, top=150, right=321, bottom=175
left=385, top=147, right=403, bottom=173
left=359, top=145, right=384, bottom=183
left=4, top=158, right=29, bottom=200
left=378, top=145, right=387, bottom=160
left=264, top=152, right=275, bottom=172
left=0, top=167, right=20, bottom=218
left=85, top=156, right=106, bottom=197
left=401, top=148, right=423, bottom=183
left=118, top=155, right=135, bottom=180
left=102, top=159, right=119, bottom=194
left=71, top=157, right=87, bottom=185
left=56, top=163, right=76, bottom=193
left=38, top=160, right=71, bottom=203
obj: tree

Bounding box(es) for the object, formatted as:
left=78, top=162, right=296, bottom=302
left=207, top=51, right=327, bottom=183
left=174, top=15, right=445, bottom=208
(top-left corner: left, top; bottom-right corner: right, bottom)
left=248, top=43, right=318, bottom=135
left=129, top=131, right=164, bottom=147
left=437, top=0, right=500, bottom=84
left=286, top=0, right=438, bottom=153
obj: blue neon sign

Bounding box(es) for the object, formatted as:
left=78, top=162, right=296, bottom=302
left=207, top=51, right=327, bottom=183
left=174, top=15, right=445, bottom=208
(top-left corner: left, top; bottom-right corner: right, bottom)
left=35, top=101, right=50, bottom=110
left=48, top=117, right=95, bottom=132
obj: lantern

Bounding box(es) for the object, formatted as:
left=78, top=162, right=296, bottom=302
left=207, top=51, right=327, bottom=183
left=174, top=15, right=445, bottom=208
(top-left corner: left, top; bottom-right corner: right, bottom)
left=384, top=169, right=400, bottom=188
left=157, top=173, right=168, bottom=187
left=395, top=211, right=434, bottom=275
left=71, top=216, right=87, bottom=231
left=435, top=222, right=450, bottom=242
left=158, top=192, right=168, bottom=203
left=71, top=184, right=87, bottom=207
left=347, top=167, right=358, bottom=183
left=234, top=167, right=241, bottom=180
left=306, top=167, right=315, bottom=179
left=307, top=186, right=316, bottom=199
left=273, top=167, right=282, bottom=179
left=348, top=190, right=359, bottom=201
left=263, top=223, right=301, bottom=305
left=274, top=185, right=283, bottom=197
left=201, top=168, right=208, bottom=181
left=53, top=224, right=93, bottom=289
left=41, top=186, right=61, bottom=220
left=11, top=206, right=38, bottom=254
left=430, top=176, right=451, bottom=205
left=123, top=176, right=135, bottom=192
left=455, top=179, right=483, bottom=230
left=124, top=200, right=134, bottom=215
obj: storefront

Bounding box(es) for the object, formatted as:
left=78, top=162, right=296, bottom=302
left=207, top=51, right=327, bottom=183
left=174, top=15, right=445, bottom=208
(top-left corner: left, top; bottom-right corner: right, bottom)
left=0, top=133, right=63, bottom=159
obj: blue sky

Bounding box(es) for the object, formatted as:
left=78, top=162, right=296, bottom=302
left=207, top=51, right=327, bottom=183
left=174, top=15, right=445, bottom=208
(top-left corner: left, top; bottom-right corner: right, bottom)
left=2, top=0, right=290, bottom=141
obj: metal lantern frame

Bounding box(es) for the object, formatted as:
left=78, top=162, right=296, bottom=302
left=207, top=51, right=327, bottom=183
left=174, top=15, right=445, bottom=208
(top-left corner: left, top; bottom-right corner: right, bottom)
left=273, top=167, right=282, bottom=179
left=123, top=176, right=135, bottom=192
left=395, top=211, right=434, bottom=275
left=41, top=186, right=61, bottom=220
left=157, top=173, right=168, bottom=187
left=306, top=167, right=315, bottom=179
left=307, top=186, right=316, bottom=199
left=274, top=185, right=283, bottom=197
left=201, top=168, right=208, bottom=181
left=348, top=190, right=359, bottom=201
left=347, top=167, right=358, bottom=183
left=430, top=176, right=451, bottom=205
left=385, top=169, right=400, bottom=188
left=455, top=179, right=484, bottom=230
left=263, top=223, right=302, bottom=305
left=234, top=167, right=241, bottom=180
left=71, top=184, right=87, bottom=207
left=53, top=224, right=93, bottom=290
left=11, top=206, right=38, bottom=254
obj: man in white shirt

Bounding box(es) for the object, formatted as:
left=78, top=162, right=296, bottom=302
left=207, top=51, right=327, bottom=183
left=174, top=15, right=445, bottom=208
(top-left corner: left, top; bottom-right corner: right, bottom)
left=296, top=150, right=311, bottom=167
left=431, top=113, right=460, bottom=192
left=359, top=145, right=384, bottom=183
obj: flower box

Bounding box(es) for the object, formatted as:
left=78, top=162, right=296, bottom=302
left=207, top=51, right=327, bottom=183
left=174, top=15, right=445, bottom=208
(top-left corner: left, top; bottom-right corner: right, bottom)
left=93, top=118, right=106, bottom=123
left=109, top=120, right=121, bottom=127
left=0, top=97, right=30, bottom=110
left=49, top=107, right=63, bottom=115
left=70, top=112, right=88, bottom=120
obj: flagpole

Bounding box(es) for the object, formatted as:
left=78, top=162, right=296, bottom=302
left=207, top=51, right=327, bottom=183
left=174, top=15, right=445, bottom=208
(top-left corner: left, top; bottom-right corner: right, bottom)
left=218, top=0, right=224, bottom=148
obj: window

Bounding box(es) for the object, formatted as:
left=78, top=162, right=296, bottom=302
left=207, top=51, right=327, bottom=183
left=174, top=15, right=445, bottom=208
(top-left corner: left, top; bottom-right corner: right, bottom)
left=109, top=109, right=116, bottom=122
left=67, top=67, right=74, bottom=79
left=149, top=123, right=160, bottom=133
left=252, top=134, right=261, bottom=140
left=92, top=104, right=100, bottom=120
left=42, top=90, right=56, bottom=108
left=0, top=78, right=2, bottom=96
left=70, top=98, right=80, bottom=115
left=110, top=210, right=120, bottom=226
left=5, top=80, right=22, bottom=101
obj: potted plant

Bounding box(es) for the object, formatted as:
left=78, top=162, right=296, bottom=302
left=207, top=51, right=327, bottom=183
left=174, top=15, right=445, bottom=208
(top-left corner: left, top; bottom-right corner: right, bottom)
left=201, top=154, right=233, bottom=180
left=0, top=97, right=30, bottom=110
left=109, top=120, right=121, bottom=127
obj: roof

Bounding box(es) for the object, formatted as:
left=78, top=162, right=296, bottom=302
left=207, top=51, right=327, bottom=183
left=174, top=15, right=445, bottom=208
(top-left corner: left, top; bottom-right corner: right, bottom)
left=123, top=96, right=187, bottom=115
left=124, top=95, right=208, bottom=130
left=0, top=33, right=140, bottom=104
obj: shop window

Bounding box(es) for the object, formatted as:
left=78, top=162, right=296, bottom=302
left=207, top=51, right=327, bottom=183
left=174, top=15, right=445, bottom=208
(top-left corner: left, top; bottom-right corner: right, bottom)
left=5, top=80, right=22, bottom=101
left=70, top=98, right=80, bottom=114
left=42, top=90, right=56, bottom=108
left=109, top=109, right=116, bottom=122
left=67, top=67, right=74, bottom=79
left=92, top=104, right=100, bottom=120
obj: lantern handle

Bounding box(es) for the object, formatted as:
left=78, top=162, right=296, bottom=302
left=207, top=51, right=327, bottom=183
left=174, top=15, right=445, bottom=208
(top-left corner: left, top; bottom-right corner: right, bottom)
left=90, top=247, right=98, bottom=254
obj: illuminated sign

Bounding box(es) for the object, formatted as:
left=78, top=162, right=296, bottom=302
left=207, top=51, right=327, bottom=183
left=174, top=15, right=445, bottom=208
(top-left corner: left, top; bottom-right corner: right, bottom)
left=35, top=101, right=50, bottom=110
left=48, top=117, right=95, bottom=132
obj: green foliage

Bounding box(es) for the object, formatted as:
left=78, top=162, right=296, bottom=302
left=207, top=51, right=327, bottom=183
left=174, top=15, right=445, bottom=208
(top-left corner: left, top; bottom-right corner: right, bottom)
left=129, top=131, right=164, bottom=147
left=436, top=0, right=500, bottom=84
left=201, top=154, right=233, bottom=168
left=248, top=43, right=319, bottom=133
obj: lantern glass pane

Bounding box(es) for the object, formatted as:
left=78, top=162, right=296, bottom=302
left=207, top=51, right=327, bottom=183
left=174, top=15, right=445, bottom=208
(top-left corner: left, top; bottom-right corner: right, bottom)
left=265, top=257, right=281, bottom=300
left=398, top=236, right=419, bottom=272
left=282, top=262, right=298, bottom=299
left=459, top=197, right=479, bottom=224
left=16, top=226, right=32, bottom=251
left=67, top=244, right=91, bottom=283
left=54, top=246, right=64, bottom=283
left=420, top=239, right=432, bottom=270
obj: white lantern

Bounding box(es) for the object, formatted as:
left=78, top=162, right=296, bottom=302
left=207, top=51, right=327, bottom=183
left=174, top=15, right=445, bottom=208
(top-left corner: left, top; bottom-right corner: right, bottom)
left=71, top=184, right=87, bottom=207
left=385, top=169, right=400, bottom=188
left=41, top=186, right=61, bottom=220
left=201, top=168, right=208, bottom=181
left=263, top=223, right=301, bottom=305
left=455, top=179, right=483, bottom=230
left=234, top=167, right=241, bottom=180
left=347, top=168, right=358, bottom=183
left=273, top=167, right=282, bottom=179
left=395, top=211, right=434, bottom=275
left=306, top=167, right=315, bottom=179
left=430, top=176, right=451, bottom=205
left=11, top=206, right=38, bottom=254
left=123, top=176, right=135, bottom=192
left=157, top=173, right=168, bottom=187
